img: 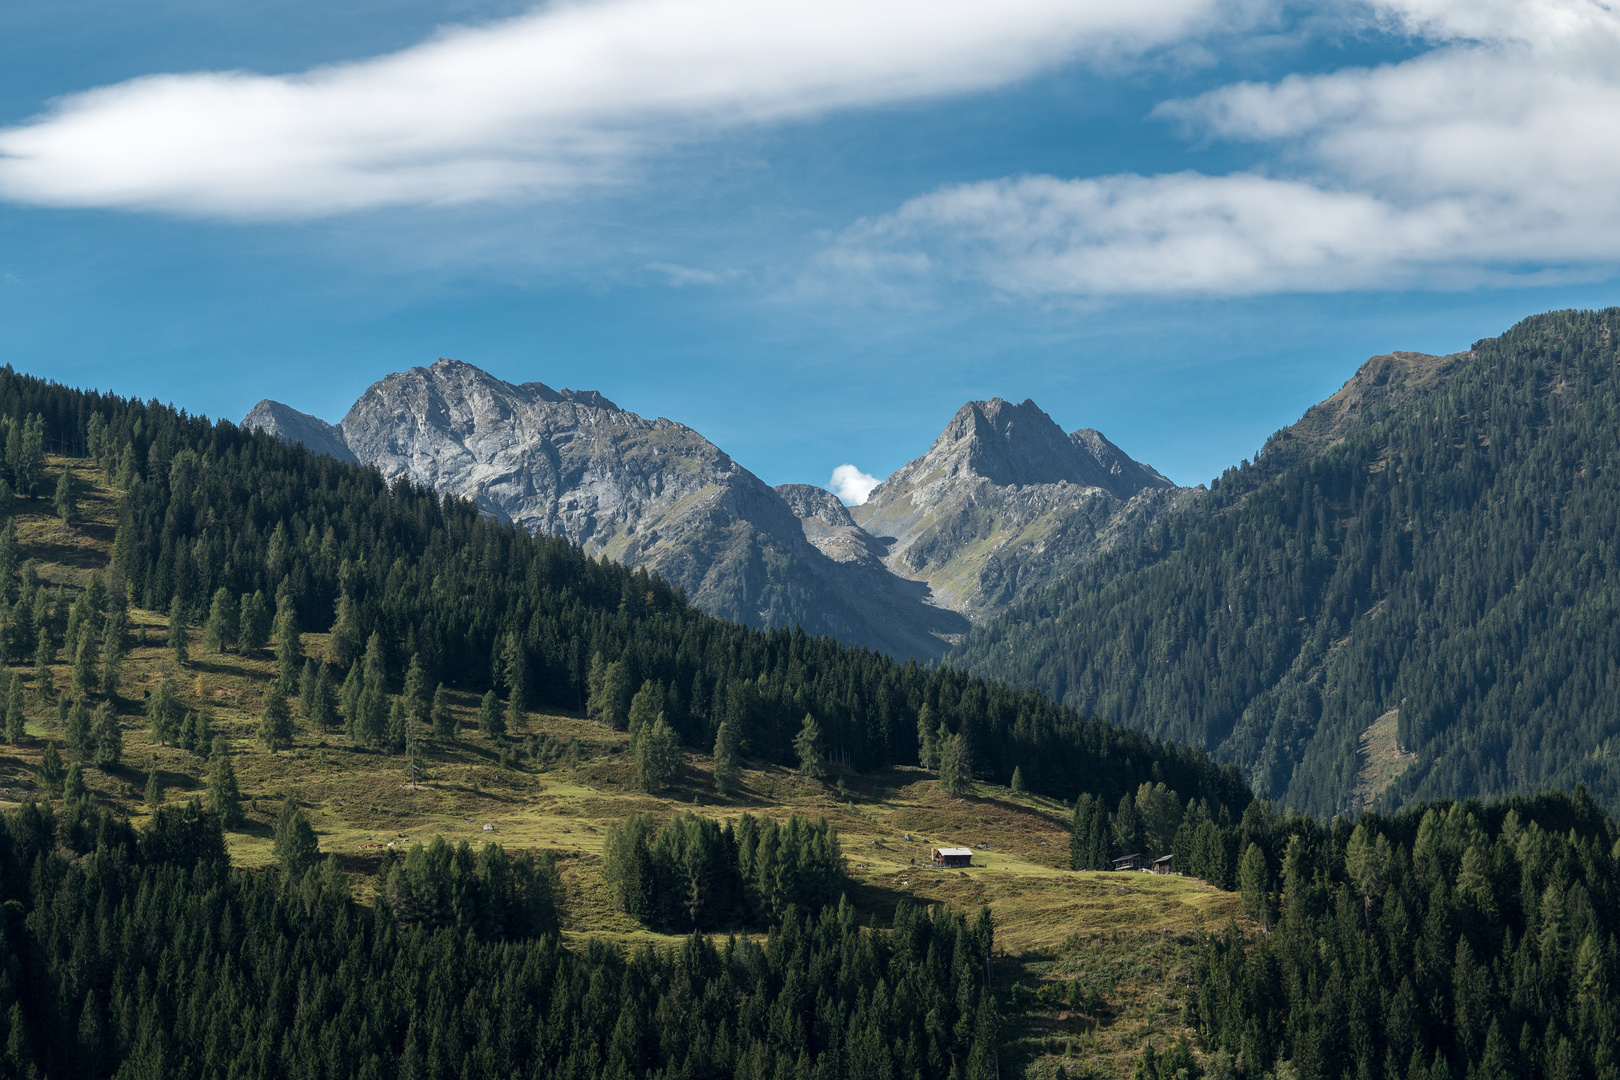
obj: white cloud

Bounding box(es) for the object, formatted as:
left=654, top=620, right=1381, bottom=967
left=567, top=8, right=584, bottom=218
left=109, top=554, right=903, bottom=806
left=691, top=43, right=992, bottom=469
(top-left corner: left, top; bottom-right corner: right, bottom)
left=0, top=0, right=1249, bottom=219
left=830, top=463, right=880, bottom=505
left=830, top=0, right=1620, bottom=296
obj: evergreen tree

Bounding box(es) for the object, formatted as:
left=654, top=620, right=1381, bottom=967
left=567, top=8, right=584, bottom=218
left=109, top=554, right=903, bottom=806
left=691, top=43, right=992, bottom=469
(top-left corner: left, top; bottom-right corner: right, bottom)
left=1238, top=842, right=1270, bottom=927
left=3, top=673, right=22, bottom=744
left=237, top=591, right=270, bottom=654
left=713, top=716, right=740, bottom=794
left=146, top=680, right=180, bottom=746
left=273, top=798, right=321, bottom=875
left=340, top=664, right=362, bottom=737
left=500, top=630, right=526, bottom=712
left=178, top=710, right=200, bottom=752
left=99, top=604, right=127, bottom=697
left=273, top=591, right=302, bottom=691
left=259, top=688, right=294, bottom=752
left=53, top=467, right=78, bottom=523
left=634, top=717, right=681, bottom=792
left=1069, top=793, right=1112, bottom=870
left=1010, top=766, right=1025, bottom=793
left=66, top=697, right=91, bottom=754
left=311, top=666, right=338, bottom=733
left=477, top=689, right=503, bottom=738
left=359, top=683, right=388, bottom=747
left=1113, top=791, right=1143, bottom=855
left=63, top=761, right=86, bottom=805
left=627, top=680, right=662, bottom=735
left=203, top=587, right=237, bottom=652
left=794, top=713, right=826, bottom=781
left=385, top=698, right=407, bottom=754
left=328, top=591, right=363, bottom=669
left=917, top=703, right=938, bottom=770
left=402, top=653, right=430, bottom=728
left=361, top=631, right=387, bottom=691
left=72, top=629, right=99, bottom=697
left=431, top=684, right=456, bottom=741
left=144, top=767, right=161, bottom=812
left=90, top=701, right=121, bottom=767
left=167, top=593, right=188, bottom=666
left=39, top=740, right=63, bottom=794
left=207, top=739, right=243, bottom=827
left=938, top=733, right=972, bottom=796
left=299, top=657, right=319, bottom=718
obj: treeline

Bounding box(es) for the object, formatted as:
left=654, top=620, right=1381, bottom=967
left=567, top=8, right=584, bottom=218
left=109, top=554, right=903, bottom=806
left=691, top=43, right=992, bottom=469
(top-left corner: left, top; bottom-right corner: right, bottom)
left=603, top=811, right=846, bottom=931
left=1191, top=789, right=1620, bottom=1080
left=0, top=364, right=1249, bottom=818
left=958, top=308, right=1620, bottom=817
left=0, top=801, right=1000, bottom=1080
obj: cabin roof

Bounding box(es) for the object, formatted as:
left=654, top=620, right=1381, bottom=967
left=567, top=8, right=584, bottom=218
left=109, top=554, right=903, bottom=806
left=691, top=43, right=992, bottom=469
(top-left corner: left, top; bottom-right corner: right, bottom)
left=935, top=847, right=973, bottom=857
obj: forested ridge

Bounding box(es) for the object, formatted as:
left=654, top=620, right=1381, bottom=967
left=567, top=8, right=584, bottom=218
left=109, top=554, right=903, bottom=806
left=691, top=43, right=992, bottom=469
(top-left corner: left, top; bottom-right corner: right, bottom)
left=0, top=363, right=1248, bottom=818
left=957, top=308, right=1620, bottom=817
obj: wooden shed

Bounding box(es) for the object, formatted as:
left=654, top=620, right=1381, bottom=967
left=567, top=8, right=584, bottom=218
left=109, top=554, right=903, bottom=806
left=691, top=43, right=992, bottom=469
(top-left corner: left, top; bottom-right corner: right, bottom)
left=1151, top=854, right=1173, bottom=874
left=932, top=847, right=973, bottom=868
left=1111, top=852, right=1149, bottom=872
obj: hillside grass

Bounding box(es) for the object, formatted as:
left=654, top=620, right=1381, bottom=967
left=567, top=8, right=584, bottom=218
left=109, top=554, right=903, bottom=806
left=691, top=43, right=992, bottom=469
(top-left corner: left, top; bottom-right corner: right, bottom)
left=0, top=455, right=1249, bottom=1078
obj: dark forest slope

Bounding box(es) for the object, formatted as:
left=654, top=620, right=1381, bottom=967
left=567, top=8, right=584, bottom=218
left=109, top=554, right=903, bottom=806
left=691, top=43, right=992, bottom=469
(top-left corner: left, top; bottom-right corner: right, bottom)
left=956, top=308, right=1620, bottom=817
left=0, top=365, right=1249, bottom=819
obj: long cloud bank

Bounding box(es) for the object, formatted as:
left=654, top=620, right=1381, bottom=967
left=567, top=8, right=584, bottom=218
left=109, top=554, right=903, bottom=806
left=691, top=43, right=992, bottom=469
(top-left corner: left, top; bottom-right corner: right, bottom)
left=0, top=0, right=1242, bottom=217
left=830, top=0, right=1620, bottom=296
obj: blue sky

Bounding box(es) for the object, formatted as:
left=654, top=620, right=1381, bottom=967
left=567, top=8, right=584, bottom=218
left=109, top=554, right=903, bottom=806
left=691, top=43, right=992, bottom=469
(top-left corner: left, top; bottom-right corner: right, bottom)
left=4, top=0, right=1620, bottom=496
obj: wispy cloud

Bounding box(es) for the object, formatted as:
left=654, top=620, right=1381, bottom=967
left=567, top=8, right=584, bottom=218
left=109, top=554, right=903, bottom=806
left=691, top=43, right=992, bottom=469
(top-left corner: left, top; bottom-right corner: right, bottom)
left=828, top=0, right=1620, bottom=297
left=830, top=463, right=879, bottom=505
left=0, top=0, right=1250, bottom=219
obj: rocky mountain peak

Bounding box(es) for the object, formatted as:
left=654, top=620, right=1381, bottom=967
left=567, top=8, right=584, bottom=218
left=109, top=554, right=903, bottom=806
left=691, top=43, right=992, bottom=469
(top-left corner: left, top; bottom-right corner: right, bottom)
left=241, top=399, right=358, bottom=465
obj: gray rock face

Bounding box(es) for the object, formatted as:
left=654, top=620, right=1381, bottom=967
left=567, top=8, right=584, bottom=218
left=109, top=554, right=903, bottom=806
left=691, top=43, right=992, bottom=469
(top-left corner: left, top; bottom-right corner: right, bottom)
left=852, top=398, right=1190, bottom=620
left=244, top=363, right=1178, bottom=657
left=242, top=400, right=359, bottom=465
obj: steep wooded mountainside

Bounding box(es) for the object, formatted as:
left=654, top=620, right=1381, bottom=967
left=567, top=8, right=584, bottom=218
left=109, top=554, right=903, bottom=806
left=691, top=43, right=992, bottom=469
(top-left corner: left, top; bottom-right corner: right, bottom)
left=956, top=308, right=1620, bottom=817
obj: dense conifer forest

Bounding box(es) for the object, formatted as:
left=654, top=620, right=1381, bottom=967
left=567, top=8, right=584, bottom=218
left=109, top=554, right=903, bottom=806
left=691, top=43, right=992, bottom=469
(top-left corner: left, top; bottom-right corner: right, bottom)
left=0, top=801, right=1000, bottom=1079
left=958, top=308, right=1620, bottom=817
left=0, top=363, right=1248, bottom=818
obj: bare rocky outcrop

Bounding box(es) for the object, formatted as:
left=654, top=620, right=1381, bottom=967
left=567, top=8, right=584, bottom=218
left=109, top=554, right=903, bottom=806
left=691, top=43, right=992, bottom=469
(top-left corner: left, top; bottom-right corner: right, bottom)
left=852, top=398, right=1190, bottom=620
left=244, top=363, right=1181, bottom=656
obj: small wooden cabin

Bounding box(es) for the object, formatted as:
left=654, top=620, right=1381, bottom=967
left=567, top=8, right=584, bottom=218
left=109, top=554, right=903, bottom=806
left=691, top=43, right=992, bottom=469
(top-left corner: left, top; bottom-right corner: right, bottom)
left=932, top=847, right=973, bottom=868
left=1151, top=854, right=1173, bottom=875
left=1112, top=853, right=1149, bottom=872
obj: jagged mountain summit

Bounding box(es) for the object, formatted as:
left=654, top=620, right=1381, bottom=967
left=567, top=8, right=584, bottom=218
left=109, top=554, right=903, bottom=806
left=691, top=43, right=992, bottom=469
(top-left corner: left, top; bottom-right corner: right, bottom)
left=852, top=398, right=1192, bottom=620
left=245, top=360, right=1180, bottom=657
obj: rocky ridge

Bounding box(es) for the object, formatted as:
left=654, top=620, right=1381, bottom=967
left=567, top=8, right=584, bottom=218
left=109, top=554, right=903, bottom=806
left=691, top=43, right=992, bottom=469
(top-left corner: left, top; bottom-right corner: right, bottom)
left=245, top=361, right=1183, bottom=657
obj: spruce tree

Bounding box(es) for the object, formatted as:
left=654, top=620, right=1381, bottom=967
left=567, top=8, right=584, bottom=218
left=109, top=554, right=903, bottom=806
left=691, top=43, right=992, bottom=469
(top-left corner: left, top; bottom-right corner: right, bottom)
left=273, top=798, right=320, bottom=875
left=917, top=704, right=938, bottom=770
left=634, top=717, right=681, bottom=792
left=478, top=689, right=503, bottom=738
left=146, top=680, right=180, bottom=746
left=178, top=710, right=200, bottom=753
left=794, top=713, right=825, bottom=781
left=1010, top=766, right=1025, bottom=794
left=39, top=740, right=63, bottom=794
left=328, top=591, right=362, bottom=669
left=66, top=697, right=91, bottom=754
left=713, top=717, right=740, bottom=794
left=63, top=762, right=86, bottom=806
left=627, top=680, right=662, bottom=736
left=1113, top=791, right=1143, bottom=856
left=359, top=683, right=388, bottom=747
left=237, top=591, right=270, bottom=654
left=361, top=632, right=387, bottom=691
left=207, top=738, right=243, bottom=827
left=385, top=698, right=407, bottom=754
left=72, top=632, right=99, bottom=697
left=431, top=684, right=456, bottom=741
left=299, top=658, right=318, bottom=718
left=203, top=587, right=236, bottom=653
left=937, top=733, right=972, bottom=796
left=167, top=594, right=189, bottom=666
left=1239, top=842, right=1270, bottom=927
left=402, top=653, right=430, bottom=728
left=310, top=666, right=337, bottom=733
left=90, top=701, right=121, bottom=767
left=259, top=688, right=293, bottom=752
left=273, top=592, right=301, bottom=691
left=340, top=664, right=362, bottom=738
left=144, top=767, right=161, bottom=812
left=3, top=673, right=22, bottom=744
left=52, top=468, right=77, bottom=524
left=99, top=605, right=127, bottom=697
